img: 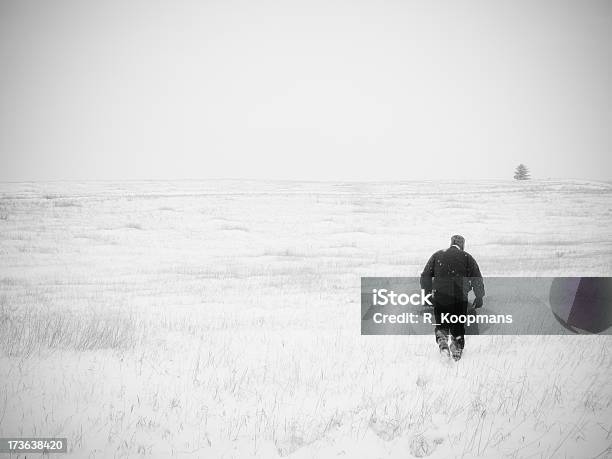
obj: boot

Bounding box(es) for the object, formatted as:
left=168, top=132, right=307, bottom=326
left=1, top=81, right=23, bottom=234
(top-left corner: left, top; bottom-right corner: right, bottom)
left=436, top=329, right=450, bottom=359
left=450, top=335, right=464, bottom=361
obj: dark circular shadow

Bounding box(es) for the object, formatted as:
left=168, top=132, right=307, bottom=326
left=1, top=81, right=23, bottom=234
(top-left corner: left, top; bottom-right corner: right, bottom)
left=549, top=277, right=612, bottom=334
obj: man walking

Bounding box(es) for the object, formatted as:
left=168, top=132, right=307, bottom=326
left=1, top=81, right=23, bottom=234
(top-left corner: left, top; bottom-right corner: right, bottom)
left=420, top=235, right=485, bottom=361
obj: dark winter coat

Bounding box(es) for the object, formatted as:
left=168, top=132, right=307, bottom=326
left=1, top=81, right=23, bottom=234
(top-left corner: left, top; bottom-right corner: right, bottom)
left=420, top=246, right=485, bottom=305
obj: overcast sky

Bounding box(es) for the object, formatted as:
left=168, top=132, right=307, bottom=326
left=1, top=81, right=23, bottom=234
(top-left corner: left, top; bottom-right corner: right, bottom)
left=1, top=0, right=610, bottom=181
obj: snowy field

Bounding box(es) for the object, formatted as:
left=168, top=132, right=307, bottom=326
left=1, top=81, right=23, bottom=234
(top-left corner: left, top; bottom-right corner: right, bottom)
left=0, top=179, right=611, bottom=458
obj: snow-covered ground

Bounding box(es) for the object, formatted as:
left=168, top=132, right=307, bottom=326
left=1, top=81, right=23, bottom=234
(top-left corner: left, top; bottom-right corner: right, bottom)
left=0, top=180, right=611, bottom=458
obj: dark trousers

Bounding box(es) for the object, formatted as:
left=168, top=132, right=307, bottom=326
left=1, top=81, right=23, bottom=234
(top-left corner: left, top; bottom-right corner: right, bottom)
left=434, top=299, right=468, bottom=351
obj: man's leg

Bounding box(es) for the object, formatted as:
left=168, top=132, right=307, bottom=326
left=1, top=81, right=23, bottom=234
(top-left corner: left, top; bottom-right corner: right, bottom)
left=449, top=332, right=464, bottom=361
left=449, top=302, right=467, bottom=361
left=434, top=309, right=450, bottom=357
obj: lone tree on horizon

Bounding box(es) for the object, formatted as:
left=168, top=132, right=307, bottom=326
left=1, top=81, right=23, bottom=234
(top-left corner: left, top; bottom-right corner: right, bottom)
left=514, top=164, right=530, bottom=180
